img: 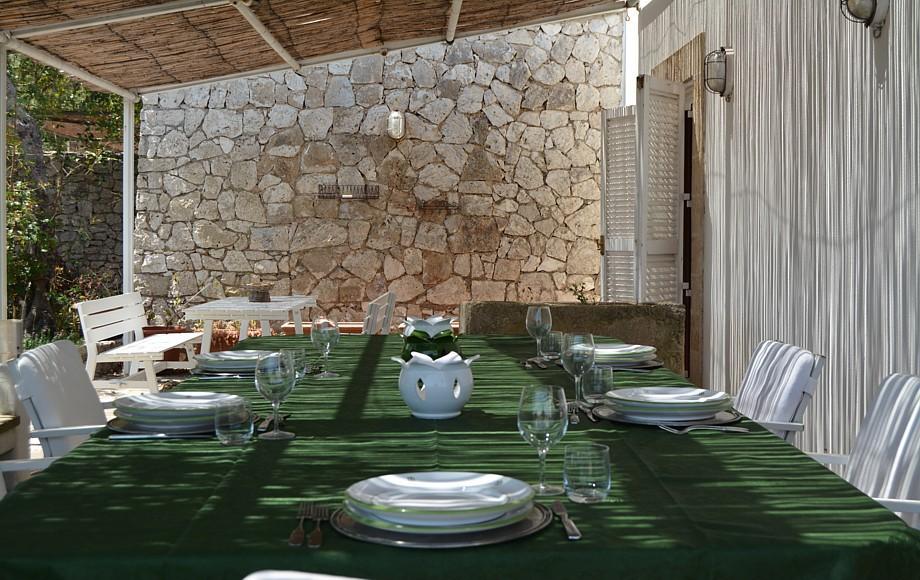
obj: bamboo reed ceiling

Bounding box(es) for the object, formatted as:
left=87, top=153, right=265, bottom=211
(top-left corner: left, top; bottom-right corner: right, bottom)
left=1, top=0, right=621, bottom=94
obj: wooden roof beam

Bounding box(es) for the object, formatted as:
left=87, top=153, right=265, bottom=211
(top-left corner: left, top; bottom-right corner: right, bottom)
left=230, top=1, right=299, bottom=70
left=7, top=0, right=230, bottom=39
left=446, top=0, right=463, bottom=43
left=0, top=33, right=136, bottom=100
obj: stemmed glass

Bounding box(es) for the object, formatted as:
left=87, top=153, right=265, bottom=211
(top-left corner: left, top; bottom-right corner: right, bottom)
left=562, top=334, right=595, bottom=406
left=283, top=348, right=311, bottom=380
left=525, top=305, right=552, bottom=360
left=517, top=384, right=568, bottom=496
left=311, top=318, right=340, bottom=379
left=254, top=351, right=296, bottom=440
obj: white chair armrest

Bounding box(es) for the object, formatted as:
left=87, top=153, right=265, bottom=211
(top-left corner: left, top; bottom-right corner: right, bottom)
left=0, top=457, right=57, bottom=473
left=807, top=452, right=850, bottom=465
left=756, top=420, right=805, bottom=432
left=875, top=498, right=920, bottom=513
left=31, top=425, right=105, bottom=439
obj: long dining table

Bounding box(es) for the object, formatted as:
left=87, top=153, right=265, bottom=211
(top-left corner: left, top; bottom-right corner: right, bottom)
left=0, top=334, right=918, bottom=579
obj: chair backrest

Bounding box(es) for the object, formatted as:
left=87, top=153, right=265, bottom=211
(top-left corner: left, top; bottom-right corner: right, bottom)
left=74, top=292, right=147, bottom=346
left=11, top=340, right=105, bottom=457
left=362, top=291, right=395, bottom=335
left=734, top=340, right=825, bottom=441
left=846, top=373, right=920, bottom=528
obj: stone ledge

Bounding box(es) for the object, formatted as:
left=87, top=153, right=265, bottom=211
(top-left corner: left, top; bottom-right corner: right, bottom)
left=459, top=301, right=685, bottom=374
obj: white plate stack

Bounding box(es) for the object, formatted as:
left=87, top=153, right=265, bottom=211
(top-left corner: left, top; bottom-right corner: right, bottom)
left=603, top=387, right=733, bottom=424
left=193, top=350, right=271, bottom=375
left=111, top=391, right=243, bottom=434
left=593, top=344, right=659, bottom=367
left=342, top=472, right=535, bottom=535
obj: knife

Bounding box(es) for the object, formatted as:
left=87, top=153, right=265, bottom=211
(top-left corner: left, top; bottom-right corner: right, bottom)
left=109, top=434, right=214, bottom=440
left=551, top=501, right=582, bottom=541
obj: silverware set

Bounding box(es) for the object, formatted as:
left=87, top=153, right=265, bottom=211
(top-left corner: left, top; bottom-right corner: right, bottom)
left=521, top=357, right=548, bottom=369
left=551, top=501, right=582, bottom=541
left=257, top=413, right=291, bottom=433
left=658, top=424, right=749, bottom=435
left=289, top=502, right=331, bottom=548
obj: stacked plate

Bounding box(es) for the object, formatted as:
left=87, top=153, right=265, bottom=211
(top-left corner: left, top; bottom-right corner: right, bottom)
left=603, top=386, right=733, bottom=424
left=110, top=391, right=243, bottom=434
left=193, top=350, right=271, bottom=376
left=593, top=343, right=661, bottom=368
left=342, top=472, right=536, bottom=535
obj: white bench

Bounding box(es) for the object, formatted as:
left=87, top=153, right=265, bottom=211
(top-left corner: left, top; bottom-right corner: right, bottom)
left=75, top=293, right=202, bottom=393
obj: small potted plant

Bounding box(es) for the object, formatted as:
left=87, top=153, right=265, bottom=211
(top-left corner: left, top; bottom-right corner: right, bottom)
left=400, top=316, right=461, bottom=361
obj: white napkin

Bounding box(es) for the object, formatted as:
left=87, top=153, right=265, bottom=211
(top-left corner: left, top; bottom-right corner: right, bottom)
left=404, top=315, right=455, bottom=338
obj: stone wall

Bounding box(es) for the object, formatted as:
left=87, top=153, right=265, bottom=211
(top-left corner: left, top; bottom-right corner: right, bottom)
left=136, top=16, right=623, bottom=322
left=53, top=156, right=123, bottom=280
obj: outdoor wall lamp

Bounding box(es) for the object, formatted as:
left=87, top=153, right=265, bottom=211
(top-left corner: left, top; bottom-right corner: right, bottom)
left=387, top=111, right=405, bottom=140
left=704, top=47, right=734, bottom=101
left=840, top=0, right=889, bottom=38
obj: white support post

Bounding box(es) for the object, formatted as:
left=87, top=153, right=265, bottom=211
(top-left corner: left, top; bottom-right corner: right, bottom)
left=0, top=45, right=6, bottom=320
left=122, top=98, right=135, bottom=296
left=446, top=0, right=463, bottom=43
left=231, top=1, right=299, bottom=70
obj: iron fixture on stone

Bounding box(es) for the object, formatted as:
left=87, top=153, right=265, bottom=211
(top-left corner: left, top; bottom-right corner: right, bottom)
left=316, top=184, right=380, bottom=200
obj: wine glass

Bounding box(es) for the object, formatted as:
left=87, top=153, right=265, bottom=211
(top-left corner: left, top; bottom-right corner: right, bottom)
left=562, top=334, right=595, bottom=407
left=517, top=384, right=568, bottom=496
left=283, top=348, right=311, bottom=380
left=254, top=351, right=296, bottom=440
left=525, top=305, right=552, bottom=360
left=311, top=318, right=340, bottom=379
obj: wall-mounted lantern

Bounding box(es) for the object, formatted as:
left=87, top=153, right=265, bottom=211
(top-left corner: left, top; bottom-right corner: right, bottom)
left=387, top=111, right=405, bottom=140
left=704, top=47, right=734, bottom=101
left=840, top=0, right=889, bottom=38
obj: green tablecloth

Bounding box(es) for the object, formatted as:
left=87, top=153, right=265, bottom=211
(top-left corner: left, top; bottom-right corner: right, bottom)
left=0, top=335, right=918, bottom=580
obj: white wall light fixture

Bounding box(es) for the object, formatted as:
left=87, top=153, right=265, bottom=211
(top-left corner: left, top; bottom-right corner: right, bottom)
left=704, top=47, right=734, bottom=101
left=840, top=0, right=890, bottom=38
left=387, top=111, right=405, bottom=140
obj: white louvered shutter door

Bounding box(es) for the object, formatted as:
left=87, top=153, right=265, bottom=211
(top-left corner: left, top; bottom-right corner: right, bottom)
left=601, top=106, right=639, bottom=302
left=636, top=75, right=684, bottom=304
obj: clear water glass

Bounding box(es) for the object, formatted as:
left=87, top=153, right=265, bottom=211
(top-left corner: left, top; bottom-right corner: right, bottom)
left=311, top=318, right=341, bottom=379
left=563, top=443, right=611, bottom=504
left=255, top=351, right=296, bottom=440
left=517, top=384, right=568, bottom=496
left=561, top=334, right=595, bottom=405
left=283, top=348, right=311, bottom=380
left=582, top=367, right=614, bottom=405
left=525, top=305, right=552, bottom=360
left=540, top=331, right=563, bottom=361
left=214, top=399, right=254, bottom=446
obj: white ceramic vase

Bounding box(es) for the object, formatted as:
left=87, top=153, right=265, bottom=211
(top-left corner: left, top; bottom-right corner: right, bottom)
left=391, top=352, right=480, bottom=419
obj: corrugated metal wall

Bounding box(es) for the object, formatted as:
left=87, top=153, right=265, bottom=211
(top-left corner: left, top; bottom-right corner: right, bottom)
left=639, top=0, right=920, bottom=453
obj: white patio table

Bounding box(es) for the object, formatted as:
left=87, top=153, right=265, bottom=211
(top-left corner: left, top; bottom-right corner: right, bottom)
left=183, top=295, right=317, bottom=354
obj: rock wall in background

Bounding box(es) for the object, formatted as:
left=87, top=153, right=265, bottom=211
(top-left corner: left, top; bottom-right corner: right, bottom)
left=54, top=156, right=123, bottom=282
left=136, top=15, right=622, bottom=322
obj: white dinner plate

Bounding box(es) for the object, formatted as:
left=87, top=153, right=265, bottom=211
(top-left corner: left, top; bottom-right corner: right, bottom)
left=114, top=392, right=241, bottom=414
left=606, top=386, right=730, bottom=406
left=343, top=500, right=534, bottom=535
left=107, top=417, right=214, bottom=435
left=345, top=472, right=534, bottom=520
left=593, top=406, right=742, bottom=427
left=344, top=499, right=530, bottom=527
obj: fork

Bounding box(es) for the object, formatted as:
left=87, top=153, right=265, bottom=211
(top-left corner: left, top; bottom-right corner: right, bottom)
left=288, top=502, right=309, bottom=547
left=658, top=425, right=750, bottom=435
left=307, top=505, right=332, bottom=549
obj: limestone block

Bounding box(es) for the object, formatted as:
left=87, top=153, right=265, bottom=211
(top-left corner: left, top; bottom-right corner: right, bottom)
left=411, top=59, right=438, bottom=88
left=324, top=76, right=355, bottom=107
left=202, top=110, right=243, bottom=139
left=351, top=54, right=384, bottom=84
left=343, top=250, right=382, bottom=281
left=391, top=275, right=426, bottom=301
left=415, top=222, right=448, bottom=253
left=427, top=277, right=470, bottom=305
left=291, top=219, right=348, bottom=250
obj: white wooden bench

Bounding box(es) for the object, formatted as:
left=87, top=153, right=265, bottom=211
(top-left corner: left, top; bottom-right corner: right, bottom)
left=75, top=293, right=202, bottom=393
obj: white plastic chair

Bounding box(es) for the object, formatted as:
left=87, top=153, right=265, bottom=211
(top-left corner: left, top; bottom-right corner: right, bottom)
left=734, top=340, right=825, bottom=441
left=9, top=340, right=107, bottom=458
left=0, top=341, right=108, bottom=498
left=361, top=291, right=395, bottom=335
left=810, top=373, right=920, bottom=528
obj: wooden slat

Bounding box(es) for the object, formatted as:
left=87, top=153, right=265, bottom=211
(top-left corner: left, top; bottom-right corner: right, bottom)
left=97, top=332, right=202, bottom=362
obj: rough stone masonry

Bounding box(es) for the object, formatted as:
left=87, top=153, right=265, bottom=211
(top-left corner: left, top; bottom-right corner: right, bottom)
left=136, top=15, right=623, bottom=323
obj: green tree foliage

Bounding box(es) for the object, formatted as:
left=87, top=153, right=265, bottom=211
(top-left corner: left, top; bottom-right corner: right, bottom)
left=5, top=53, right=128, bottom=340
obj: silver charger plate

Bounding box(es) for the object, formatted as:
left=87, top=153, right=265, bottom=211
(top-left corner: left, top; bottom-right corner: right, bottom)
left=593, top=407, right=743, bottom=427
left=330, top=502, right=552, bottom=549
left=106, top=417, right=214, bottom=435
